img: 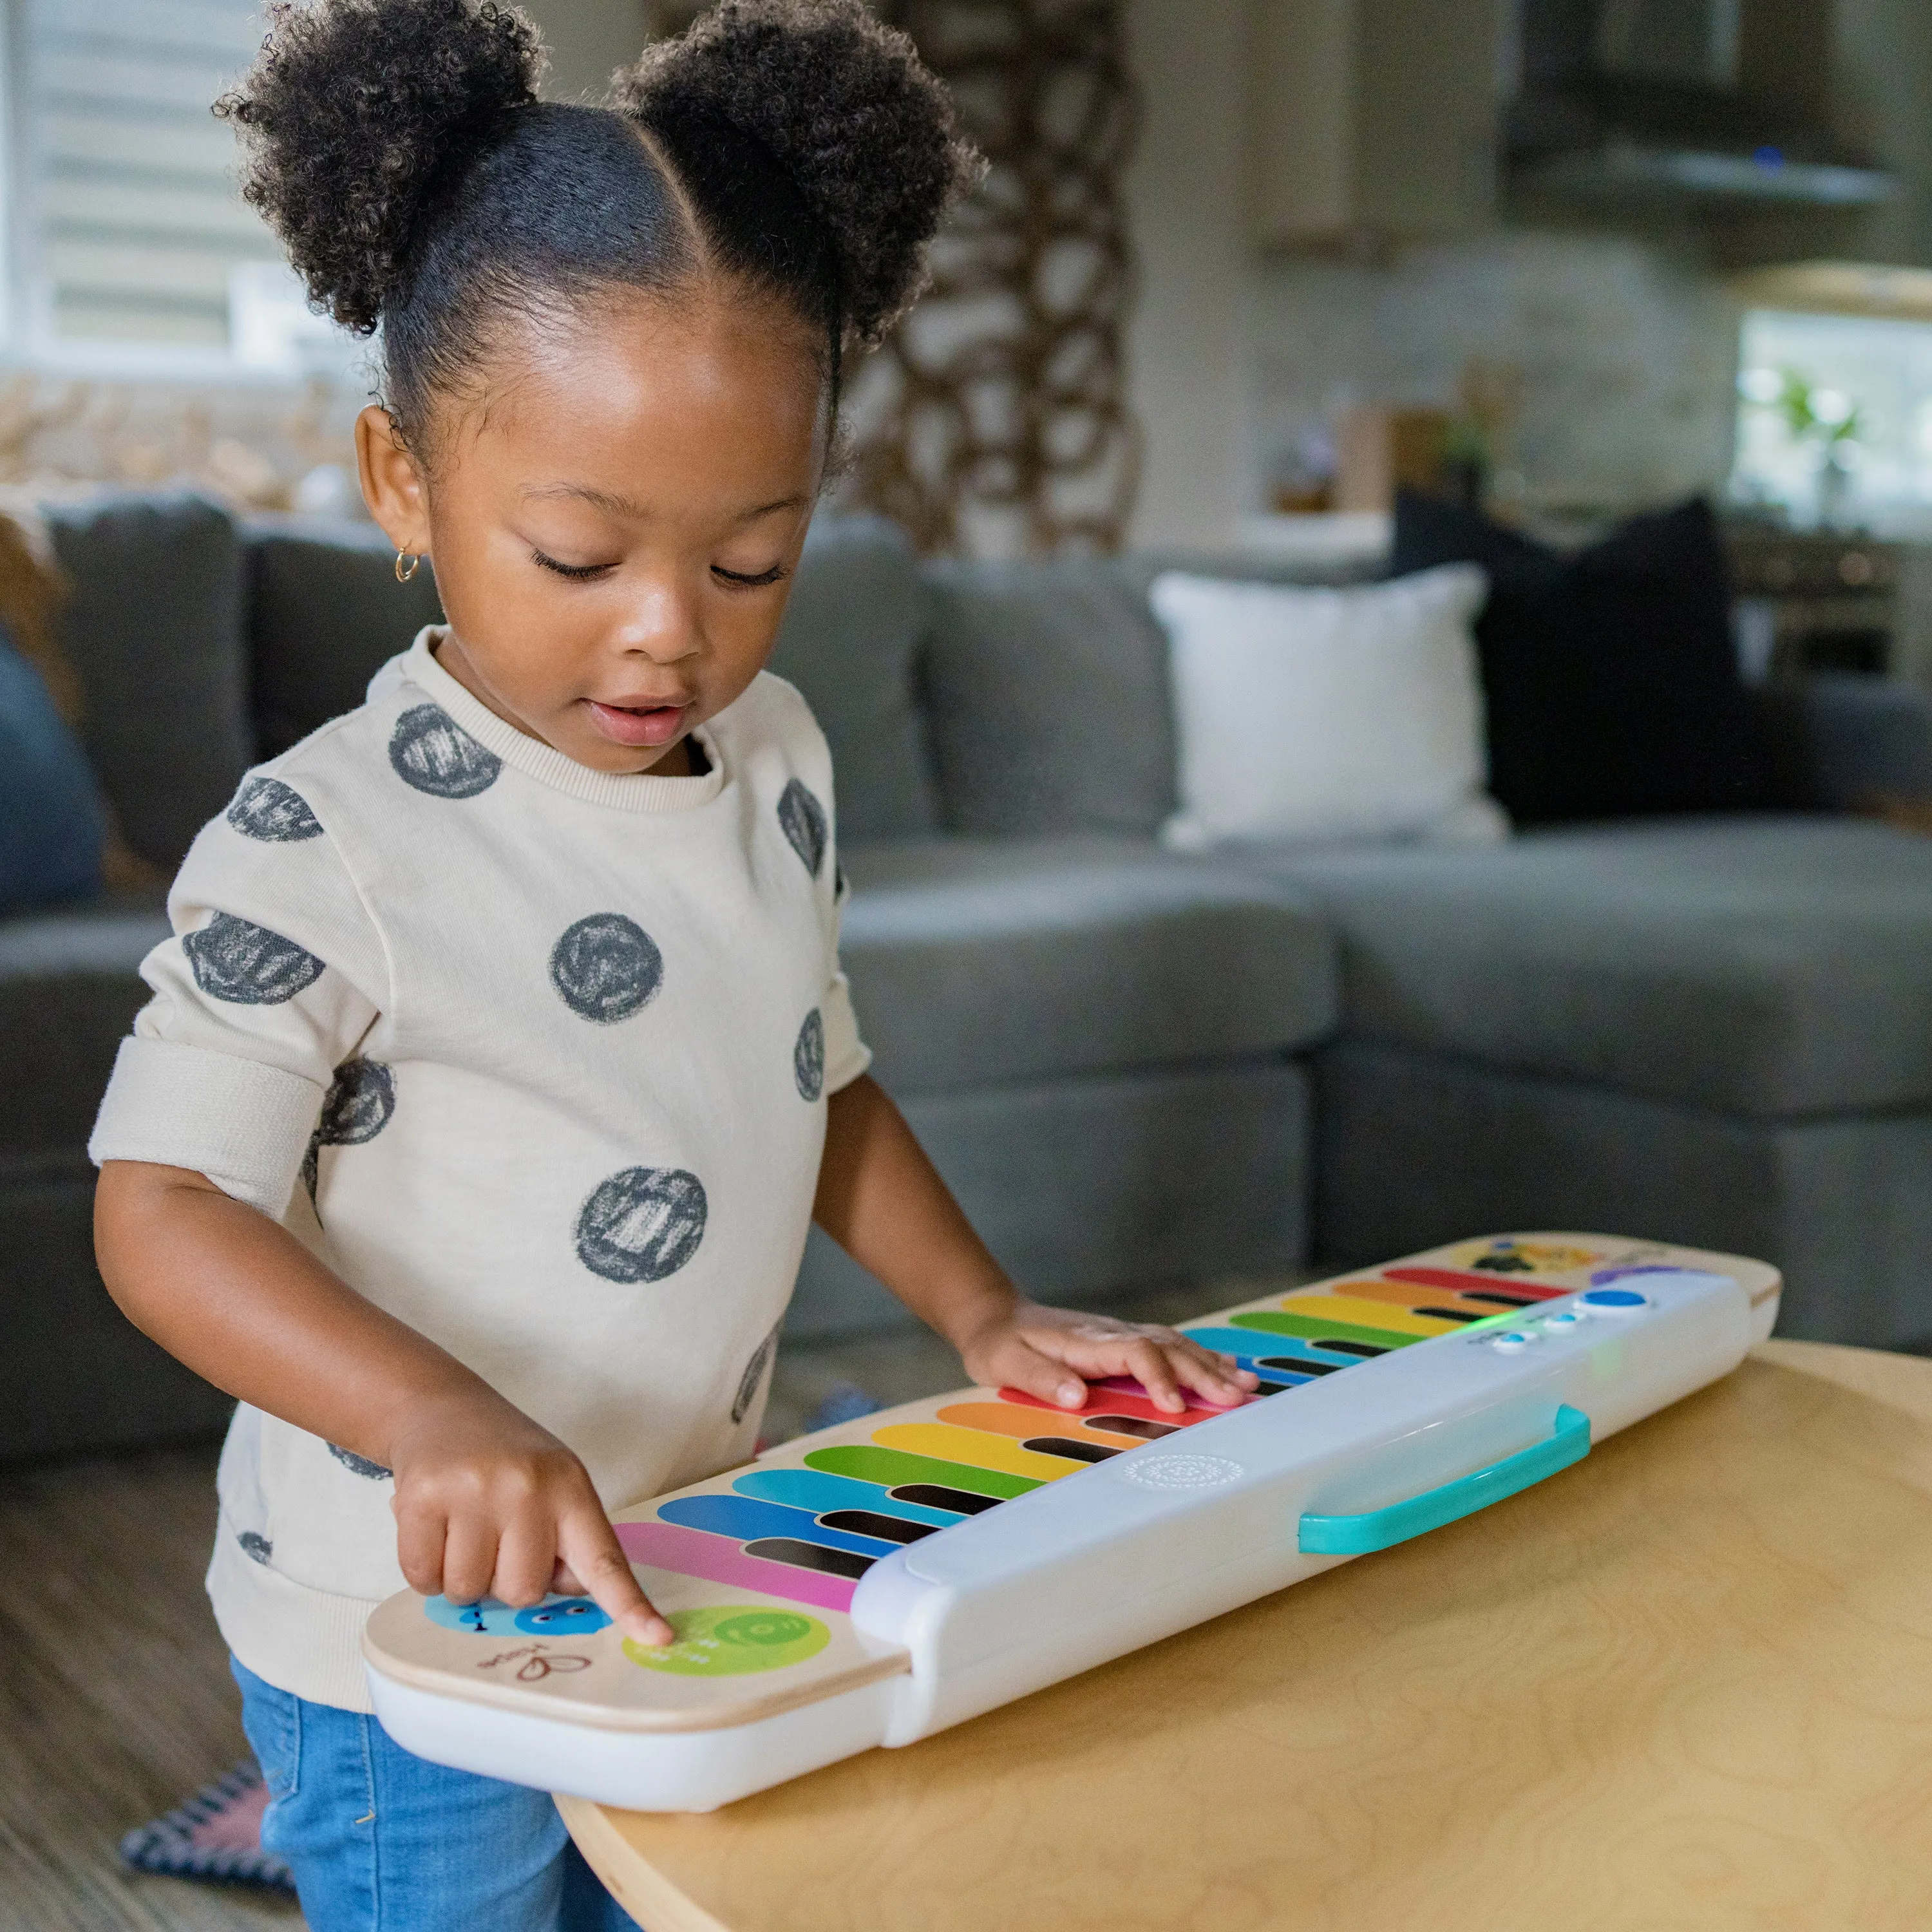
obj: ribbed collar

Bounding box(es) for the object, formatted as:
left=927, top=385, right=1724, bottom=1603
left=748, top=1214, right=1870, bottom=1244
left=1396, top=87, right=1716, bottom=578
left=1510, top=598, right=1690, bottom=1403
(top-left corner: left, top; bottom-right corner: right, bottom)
left=399, top=629, right=727, bottom=815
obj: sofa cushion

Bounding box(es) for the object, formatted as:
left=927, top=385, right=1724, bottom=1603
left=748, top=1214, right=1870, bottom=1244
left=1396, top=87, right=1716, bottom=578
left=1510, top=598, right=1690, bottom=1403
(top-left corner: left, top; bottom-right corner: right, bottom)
left=0, top=1161, right=238, bottom=1462
left=0, top=895, right=169, bottom=1157
left=790, top=1059, right=1312, bottom=1334
left=47, top=492, right=252, bottom=869
left=918, top=548, right=1387, bottom=842
left=0, top=626, right=106, bottom=913
left=920, top=559, right=1179, bottom=838
left=1152, top=565, right=1496, bottom=849
left=247, top=517, right=446, bottom=759
left=1801, top=672, right=1932, bottom=809
left=1258, top=817, right=1932, bottom=1118
left=840, top=837, right=1336, bottom=1093
left=1392, top=493, right=1793, bottom=825
left=766, top=516, right=936, bottom=839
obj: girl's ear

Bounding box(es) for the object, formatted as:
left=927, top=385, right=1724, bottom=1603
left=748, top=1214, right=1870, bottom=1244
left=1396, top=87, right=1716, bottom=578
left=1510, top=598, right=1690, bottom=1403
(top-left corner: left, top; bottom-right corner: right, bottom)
left=355, top=404, right=433, bottom=556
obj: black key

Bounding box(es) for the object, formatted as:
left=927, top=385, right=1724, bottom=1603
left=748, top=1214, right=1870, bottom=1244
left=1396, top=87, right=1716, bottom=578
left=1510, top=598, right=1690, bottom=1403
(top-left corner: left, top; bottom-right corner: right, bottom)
left=1257, top=1355, right=1342, bottom=1377
left=818, top=1508, right=936, bottom=1545
left=1461, top=1291, right=1535, bottom=1309
left=1413, top=1305, right=1484, bottom=1323
left=893, top=1482, right=1002, bottom=1517
left=1086, top=1414, right=1177, bottom=1440
left=1023, top=1435, right=1118, bottom=1464
left=741, top=1537, right=873, bottom=1579
left=1312, top=1338, right=1388, bottom=1358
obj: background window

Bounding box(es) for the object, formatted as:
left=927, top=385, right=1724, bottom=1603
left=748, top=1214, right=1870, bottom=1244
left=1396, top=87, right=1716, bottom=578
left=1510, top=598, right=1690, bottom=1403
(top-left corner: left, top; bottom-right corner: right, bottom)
left=3, top=0, right=335, bottom=365
left=1732, top=308, right=1932, bottom=537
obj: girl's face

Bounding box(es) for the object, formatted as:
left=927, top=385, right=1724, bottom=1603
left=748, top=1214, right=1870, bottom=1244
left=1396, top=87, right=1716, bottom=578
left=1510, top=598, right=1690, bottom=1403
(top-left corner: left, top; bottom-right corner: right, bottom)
left=357, top=286, right=825, bottom=777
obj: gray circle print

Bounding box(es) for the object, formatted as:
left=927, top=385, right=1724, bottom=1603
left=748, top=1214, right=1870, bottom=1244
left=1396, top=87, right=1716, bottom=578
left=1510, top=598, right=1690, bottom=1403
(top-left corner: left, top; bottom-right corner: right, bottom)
left=184, top=913, right=325, bottom=1006
left=237, top=1530, right=273, bottom=1565
left=549, top=914, right=664, bottom=1023
left=389, top=703, right=502, bottom=799
left=574, top=1166, right=708, bottom=1284
left=303, top=1058, right=396, bottom=1202
left=731, top=1320, right=782, bottom=1425
left=327, top=1443, right=392, bottom=1479
left=227, top=775, right=322, bottom=842
left=794, top=1007, right=825, bottom=1102
left=777, top=778, right=828, bottom=877
left=318, top=1057, right=395, bottom=1146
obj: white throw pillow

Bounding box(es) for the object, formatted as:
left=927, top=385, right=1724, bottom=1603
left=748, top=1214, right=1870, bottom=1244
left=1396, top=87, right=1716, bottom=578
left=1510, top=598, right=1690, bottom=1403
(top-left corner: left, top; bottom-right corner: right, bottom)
left=1151, top=564, right=1507, bottom=849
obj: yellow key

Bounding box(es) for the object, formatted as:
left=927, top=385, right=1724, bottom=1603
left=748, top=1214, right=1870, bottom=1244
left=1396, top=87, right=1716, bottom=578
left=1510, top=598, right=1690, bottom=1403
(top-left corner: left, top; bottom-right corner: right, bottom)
left=1276, top=1294, right=1464, bottom=1338
left=872, top=1423, right=1083, bottom=1482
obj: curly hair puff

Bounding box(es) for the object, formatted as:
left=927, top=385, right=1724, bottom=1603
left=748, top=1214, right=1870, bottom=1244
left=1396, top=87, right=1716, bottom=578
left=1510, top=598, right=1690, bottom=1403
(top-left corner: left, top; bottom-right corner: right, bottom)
left=216, top=0, right=543, bottom=337
left=614, top=0, right=982, bottom=350
left=214, top=0, right=978, bottom=454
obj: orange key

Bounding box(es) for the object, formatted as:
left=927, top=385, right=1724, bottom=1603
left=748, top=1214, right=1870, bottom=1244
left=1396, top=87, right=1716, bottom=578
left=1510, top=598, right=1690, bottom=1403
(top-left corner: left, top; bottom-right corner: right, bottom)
left=939, top=1401, right=1150, bottom=1452
left=1331, top=1280, right=1517, bottom=1322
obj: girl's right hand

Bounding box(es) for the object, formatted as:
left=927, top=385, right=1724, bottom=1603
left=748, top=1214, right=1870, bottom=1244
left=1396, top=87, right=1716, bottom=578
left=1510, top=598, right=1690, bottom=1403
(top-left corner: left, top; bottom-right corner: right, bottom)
left=385, top=1390, right=675, bottom=1648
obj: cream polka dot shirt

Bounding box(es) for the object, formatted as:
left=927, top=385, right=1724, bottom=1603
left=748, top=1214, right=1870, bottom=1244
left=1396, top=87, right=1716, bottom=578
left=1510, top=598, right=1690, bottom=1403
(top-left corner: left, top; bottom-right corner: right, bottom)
left=90, top=630, right=869, bottom=1711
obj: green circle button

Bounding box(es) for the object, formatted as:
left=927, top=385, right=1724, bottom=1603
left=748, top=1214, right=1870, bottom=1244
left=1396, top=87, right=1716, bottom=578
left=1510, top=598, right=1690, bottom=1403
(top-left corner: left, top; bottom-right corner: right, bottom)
left=623, top=1604, right=831, bottom=1676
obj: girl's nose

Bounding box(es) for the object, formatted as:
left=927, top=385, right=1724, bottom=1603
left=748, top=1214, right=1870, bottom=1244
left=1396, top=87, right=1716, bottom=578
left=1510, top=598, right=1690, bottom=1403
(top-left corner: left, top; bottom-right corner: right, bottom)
left=614, top=582, right=701, bottom=664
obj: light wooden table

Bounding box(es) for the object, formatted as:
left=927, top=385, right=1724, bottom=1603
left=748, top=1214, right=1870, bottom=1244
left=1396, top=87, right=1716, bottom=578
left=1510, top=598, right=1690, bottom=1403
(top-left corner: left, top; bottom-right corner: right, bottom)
left=560, top=1341, right=1932, bottom=1931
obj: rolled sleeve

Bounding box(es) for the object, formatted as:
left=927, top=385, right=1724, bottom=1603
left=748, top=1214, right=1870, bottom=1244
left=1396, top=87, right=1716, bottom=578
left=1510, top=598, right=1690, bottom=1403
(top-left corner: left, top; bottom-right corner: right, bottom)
left=90, top=1036, right=325, bottom=1216
left=87, top=782, right=388, bottom=1215
left=820, top=969, right=871, bottom=1095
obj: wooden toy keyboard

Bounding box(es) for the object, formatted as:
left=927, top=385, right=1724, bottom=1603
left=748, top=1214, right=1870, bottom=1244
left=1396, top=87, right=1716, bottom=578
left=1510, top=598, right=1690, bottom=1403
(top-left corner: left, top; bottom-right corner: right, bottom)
left=364, top=1232, right=1783, bottom=1811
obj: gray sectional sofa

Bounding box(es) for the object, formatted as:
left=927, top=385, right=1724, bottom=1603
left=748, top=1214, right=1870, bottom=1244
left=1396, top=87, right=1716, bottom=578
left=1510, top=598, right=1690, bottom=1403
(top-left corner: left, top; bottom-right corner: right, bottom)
left=6, top=492, right=1931, bottom=1463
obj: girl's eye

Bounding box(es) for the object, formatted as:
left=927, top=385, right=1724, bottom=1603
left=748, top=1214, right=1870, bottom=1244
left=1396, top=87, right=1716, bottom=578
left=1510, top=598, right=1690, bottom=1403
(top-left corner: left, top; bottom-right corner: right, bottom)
left=532, top=549, right=615, bottom=582
left=712, top=562, right=788, bottom=589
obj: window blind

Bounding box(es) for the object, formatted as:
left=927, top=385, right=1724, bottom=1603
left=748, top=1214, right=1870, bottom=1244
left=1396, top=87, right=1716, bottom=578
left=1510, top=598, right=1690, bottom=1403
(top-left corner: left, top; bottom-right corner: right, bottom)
left=20, top=0, right=273, bottom=348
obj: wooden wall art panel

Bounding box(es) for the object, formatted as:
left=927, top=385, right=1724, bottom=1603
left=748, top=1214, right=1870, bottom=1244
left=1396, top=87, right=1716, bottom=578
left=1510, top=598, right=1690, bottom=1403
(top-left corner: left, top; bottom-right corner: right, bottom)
left=851, top=1, right=1141, bottom=556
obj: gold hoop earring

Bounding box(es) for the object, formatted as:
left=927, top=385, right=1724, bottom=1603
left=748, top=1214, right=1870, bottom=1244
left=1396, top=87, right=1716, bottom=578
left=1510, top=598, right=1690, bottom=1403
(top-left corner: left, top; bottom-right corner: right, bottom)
left=394, top=552, right=422, bottom=583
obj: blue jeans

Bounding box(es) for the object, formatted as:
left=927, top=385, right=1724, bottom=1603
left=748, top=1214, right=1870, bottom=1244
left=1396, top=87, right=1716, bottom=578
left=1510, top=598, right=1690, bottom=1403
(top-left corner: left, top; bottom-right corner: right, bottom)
left=233, top=1658, right=641, bottom=1932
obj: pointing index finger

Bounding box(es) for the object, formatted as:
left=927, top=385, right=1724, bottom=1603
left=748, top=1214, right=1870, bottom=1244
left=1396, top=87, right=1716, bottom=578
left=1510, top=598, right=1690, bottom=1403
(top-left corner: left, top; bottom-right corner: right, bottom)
left=560, top=1506, right=675, bottom=1648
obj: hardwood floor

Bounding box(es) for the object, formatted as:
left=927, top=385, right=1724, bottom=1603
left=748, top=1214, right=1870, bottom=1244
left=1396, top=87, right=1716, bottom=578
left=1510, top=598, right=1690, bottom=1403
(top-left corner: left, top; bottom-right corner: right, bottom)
left=0, top=1444, right=300, bottom=1932
left=0, top=1277, right=1286, bottom=1929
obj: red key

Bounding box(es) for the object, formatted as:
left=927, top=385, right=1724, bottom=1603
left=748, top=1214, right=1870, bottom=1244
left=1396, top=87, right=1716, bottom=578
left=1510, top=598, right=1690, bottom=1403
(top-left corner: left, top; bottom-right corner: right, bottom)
left=1381, top=1266, right=1567, bottom=1301
left=998, top=1385, right=1238, bottom=1426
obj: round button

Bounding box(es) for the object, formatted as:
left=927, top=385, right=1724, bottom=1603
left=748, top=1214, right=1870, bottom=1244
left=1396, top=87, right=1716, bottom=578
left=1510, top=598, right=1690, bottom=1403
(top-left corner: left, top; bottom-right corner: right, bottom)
left=1544, top=1311, right=1581, bottom=1329
left=1492, top=1331, right=1535, bottom=1351
left=1579, top=1288, right=1647, bottom=1313
left=1117, top=1452, right=1244, bottom=1491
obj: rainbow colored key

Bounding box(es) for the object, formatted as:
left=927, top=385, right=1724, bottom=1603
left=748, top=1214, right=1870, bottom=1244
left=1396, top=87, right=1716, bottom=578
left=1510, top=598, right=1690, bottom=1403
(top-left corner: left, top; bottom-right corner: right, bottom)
left=657, top=1495, right=902, bottom=1561
left=732, top=1468, right=965, bottom=1530
left=937, top=1402, right=1150, bottom=1452
left=804, top=1443, right=1041, bottom=1502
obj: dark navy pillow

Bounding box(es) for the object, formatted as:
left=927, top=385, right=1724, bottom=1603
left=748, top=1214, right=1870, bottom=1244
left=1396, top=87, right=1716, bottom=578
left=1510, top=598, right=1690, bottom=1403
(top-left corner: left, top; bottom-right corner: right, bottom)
left=1392, top=491, right=1785, bottom=824
left=0, top=625, right=106, bottom=913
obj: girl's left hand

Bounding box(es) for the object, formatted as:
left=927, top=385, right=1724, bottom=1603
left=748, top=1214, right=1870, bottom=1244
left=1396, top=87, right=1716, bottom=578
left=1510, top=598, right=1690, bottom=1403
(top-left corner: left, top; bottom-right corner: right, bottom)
left=956, top=1301, right=1259, bottom=1416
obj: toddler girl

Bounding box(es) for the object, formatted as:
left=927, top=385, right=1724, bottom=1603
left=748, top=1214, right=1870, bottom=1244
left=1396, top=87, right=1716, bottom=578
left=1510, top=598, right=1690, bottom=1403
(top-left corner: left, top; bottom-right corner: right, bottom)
left=90, top=3, right=1251, bottom=1926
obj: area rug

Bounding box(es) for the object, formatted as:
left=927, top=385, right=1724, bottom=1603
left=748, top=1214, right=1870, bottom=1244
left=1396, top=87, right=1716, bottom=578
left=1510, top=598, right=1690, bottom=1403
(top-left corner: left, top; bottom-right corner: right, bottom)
left=118, top=1759, right=293, bottom=1891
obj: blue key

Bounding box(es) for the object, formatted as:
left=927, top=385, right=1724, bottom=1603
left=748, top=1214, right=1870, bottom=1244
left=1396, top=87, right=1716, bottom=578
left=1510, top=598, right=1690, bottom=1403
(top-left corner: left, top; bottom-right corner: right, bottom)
left=1249, top=1367, right=1311, bottom=1388
left=1182, top=1325, right=1361, bottom=1370
left=658, top=1494, right=902, bottom=1560
left=732, top=1468, right=965, bottom=1529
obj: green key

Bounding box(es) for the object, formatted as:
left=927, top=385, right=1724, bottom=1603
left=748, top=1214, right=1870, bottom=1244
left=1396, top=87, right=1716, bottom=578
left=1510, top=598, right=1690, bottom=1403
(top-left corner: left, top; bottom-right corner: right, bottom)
left=1231, top=1310, right=1424, bottom=1351
left=805, top=1444, right=1040, bottom=1502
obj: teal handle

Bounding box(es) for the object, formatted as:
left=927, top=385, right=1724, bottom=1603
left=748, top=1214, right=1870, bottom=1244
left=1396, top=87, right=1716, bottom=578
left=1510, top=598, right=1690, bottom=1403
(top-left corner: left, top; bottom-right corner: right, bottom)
left=1298, top=1405, right=1591, bottom=1556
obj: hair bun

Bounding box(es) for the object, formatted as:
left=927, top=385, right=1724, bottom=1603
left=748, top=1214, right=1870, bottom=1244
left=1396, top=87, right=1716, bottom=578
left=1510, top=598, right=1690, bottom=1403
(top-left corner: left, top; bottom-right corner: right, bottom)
left=218, top=0, right=544, bottom=335
left=614, top=0, right=981, bottom=347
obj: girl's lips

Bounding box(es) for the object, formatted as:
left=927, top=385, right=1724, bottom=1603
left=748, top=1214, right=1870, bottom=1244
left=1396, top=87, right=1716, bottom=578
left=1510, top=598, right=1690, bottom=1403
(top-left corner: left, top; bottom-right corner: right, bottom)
left=585, top=699, right=688, bottom=748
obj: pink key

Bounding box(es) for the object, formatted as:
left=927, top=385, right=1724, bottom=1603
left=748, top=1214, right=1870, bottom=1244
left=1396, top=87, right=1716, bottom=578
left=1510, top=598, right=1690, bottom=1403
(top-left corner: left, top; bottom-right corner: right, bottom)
left=614, top=1519, right=857, bottom=1614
